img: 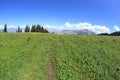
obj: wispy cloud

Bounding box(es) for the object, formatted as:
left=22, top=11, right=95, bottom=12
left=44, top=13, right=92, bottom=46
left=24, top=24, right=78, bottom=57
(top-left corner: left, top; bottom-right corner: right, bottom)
left=114, top=25, right=120, bottom=31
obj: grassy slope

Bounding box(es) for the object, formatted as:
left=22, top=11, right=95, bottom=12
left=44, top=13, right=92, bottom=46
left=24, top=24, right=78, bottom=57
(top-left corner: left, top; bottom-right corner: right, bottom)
left=51, top=35, right=120, bottom=80
left=0, top=33, right=50, bottom=80
left=0, top=33, right=120, bottom=80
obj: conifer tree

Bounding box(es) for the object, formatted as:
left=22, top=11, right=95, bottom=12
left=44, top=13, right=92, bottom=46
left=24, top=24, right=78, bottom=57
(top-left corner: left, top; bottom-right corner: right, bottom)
left=16, top=26, right=22, bottom=32
left=31, top=25, right=36, bottom=32
left=3, top=24, right=7, bottom=32
left=36, top=24, right=41, bottom=32
left=25, top=25, right=30, bottom=32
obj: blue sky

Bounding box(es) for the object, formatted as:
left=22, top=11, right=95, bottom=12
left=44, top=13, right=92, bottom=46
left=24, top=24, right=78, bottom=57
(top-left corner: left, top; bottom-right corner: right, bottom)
left=0, top=0, right=120, bottom=33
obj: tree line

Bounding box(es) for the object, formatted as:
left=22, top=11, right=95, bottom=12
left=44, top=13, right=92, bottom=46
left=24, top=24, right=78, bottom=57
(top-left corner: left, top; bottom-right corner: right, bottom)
left=98, top=31, right=120, bottom=36
left=1, top=24, right=49, bottom=33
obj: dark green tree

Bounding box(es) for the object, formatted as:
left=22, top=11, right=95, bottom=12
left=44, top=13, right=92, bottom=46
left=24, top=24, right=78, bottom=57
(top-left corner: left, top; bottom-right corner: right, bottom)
left=98, top=33, right=109, bottom=36
left=31, top=25, right=36, bottom=32
left=16, top=26, right=22, bottom=32
left=30, top=24, right=49, bottom=33
left=24, top=25, right=30, bottom=32
left=36, top=24, right=41, bottom=32
left=42, top=29, right=49, bottom=33
left=41, top=26, right=43, bottom=32
left=41, top=26, right=48, bottom=33
left=3, top=24, right=7, bottom=32
left=111, top=31, right=120, bottom=36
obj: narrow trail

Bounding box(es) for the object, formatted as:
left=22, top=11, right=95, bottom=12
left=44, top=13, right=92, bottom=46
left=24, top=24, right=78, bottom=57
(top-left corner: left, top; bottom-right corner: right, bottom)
left=48, top=55, right=55, bottom=80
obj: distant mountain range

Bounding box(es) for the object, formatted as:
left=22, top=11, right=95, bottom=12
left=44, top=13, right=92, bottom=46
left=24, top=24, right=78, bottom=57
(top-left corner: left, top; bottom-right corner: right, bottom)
left=1, top=27, right=96, bottom=35
left=55, top=29, right=96, bottom=35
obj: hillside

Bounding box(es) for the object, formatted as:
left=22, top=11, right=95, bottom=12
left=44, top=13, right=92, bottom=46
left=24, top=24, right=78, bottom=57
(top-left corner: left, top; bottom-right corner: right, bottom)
left=0, top=33, right=120, bottom=80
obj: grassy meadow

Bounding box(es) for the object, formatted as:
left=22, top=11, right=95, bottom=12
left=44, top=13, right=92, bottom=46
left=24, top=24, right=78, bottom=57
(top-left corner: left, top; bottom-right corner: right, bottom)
left=0, top=33, right=120, bottom=80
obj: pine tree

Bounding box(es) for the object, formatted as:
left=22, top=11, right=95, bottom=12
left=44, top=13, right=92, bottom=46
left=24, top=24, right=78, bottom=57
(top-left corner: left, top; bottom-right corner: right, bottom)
left=24, top=25, right=30, bottom=32
left=41, top=26, right=43, bottom=32
left=31, top=25, right=36, bottom=32
left=36, top=24, right=41, bottom=32
left=30, top=24, right=49, bottom=33
left=16, top=26, right=22, bottom=32
left=17, top=26, right=20, bottom=32
left=3, top=24, right=7, bottom=32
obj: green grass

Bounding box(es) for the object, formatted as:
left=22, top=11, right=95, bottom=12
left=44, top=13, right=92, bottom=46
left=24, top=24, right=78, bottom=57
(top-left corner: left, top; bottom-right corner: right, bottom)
left=0, top=33, right=120, bottom=80
left=0, top=33, right=50, bottom=80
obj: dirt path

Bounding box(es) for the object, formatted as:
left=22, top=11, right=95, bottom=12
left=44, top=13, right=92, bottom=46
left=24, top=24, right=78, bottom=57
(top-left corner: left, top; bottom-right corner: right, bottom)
left=48, top=56, right=55, bottom=80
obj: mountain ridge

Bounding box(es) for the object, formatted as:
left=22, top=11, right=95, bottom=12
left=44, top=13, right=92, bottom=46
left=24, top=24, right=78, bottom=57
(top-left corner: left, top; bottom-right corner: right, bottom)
left=60, top=29, right=96, bottom=35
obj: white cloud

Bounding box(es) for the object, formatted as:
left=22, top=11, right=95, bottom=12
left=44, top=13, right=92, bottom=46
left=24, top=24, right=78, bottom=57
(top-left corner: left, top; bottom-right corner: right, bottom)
left=74, top=22, right=94, bottom=31
left=114, top=25, right=120, bottom=31
left=0, top=22, right=111, bottom=33
left=0, top=25, right=4, bottom=32
left=44, top=22, right=110, bottom=34
left=0, top=25, right=25, bottom=29
left=7, top=25, right=17, bottom=29
left=0, top=25, right=26, bottom=32
left=0, top=25, right=4, bottom=29
left=94, top=25, right=110, bottom=33
left=20, top=25, right=26, bottom=30
left=64, top=22, right=73, bottom=29
left=44, top=25, right=65, bottom=30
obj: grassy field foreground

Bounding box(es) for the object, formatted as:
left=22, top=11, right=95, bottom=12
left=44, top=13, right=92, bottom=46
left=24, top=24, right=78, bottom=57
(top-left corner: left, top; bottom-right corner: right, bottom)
left=0, top=33, right=120, bottom=80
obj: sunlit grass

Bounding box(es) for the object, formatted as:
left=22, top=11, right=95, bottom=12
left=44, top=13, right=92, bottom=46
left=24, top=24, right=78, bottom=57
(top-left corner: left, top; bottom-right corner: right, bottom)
left=0, top=33, right=120, bottom=80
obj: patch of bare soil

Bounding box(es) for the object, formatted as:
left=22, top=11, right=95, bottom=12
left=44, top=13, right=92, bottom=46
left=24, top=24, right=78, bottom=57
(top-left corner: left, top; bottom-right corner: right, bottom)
left=48, top=56, right=55, bottom=80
